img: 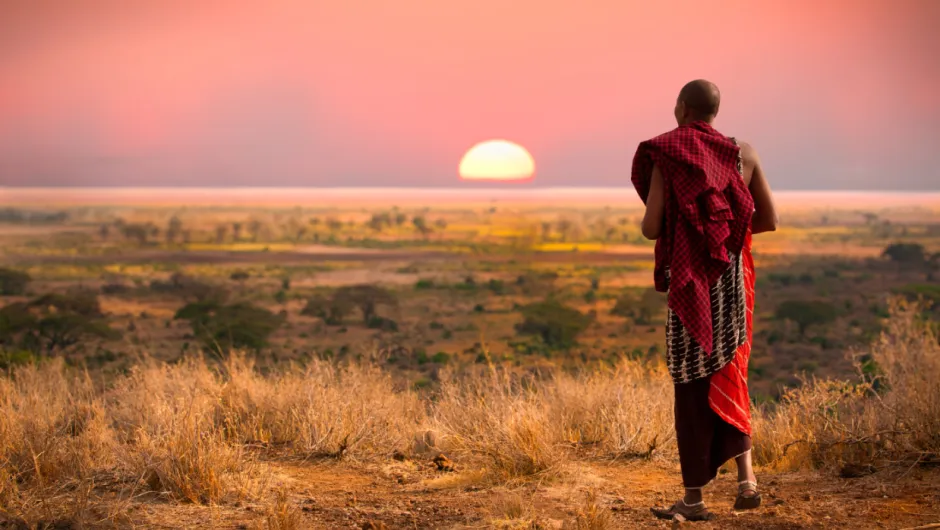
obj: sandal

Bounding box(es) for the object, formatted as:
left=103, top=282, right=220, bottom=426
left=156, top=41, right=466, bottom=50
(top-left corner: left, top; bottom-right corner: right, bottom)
left=733, top=480, right=762, bottom=510
left=651, top=499, right=715, bottom=521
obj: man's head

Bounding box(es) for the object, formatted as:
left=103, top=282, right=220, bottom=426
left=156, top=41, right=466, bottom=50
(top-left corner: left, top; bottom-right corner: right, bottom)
left=674, top=80, right=721, bottom=125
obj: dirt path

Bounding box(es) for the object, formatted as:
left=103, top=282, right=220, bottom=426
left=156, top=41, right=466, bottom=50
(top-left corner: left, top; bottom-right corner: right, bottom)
left=127, top=459, right=940, bottom=529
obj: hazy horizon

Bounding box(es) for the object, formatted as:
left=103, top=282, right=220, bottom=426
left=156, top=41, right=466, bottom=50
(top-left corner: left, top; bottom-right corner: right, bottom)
left=4, top=186, right=939, bottom=210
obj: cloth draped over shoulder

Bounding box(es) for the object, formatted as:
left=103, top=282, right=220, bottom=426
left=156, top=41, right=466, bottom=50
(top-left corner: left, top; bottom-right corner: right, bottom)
left=631, top=121, right=754, bottom=355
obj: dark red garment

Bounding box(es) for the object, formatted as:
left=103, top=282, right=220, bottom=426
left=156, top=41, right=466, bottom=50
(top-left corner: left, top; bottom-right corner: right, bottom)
left=631, top=121, right=754, bottom=354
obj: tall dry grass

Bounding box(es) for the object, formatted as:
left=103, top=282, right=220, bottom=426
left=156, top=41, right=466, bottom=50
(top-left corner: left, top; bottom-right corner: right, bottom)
left=752, top=299, right=940, bottom=470
left=0, top=300, right=936, bottom=522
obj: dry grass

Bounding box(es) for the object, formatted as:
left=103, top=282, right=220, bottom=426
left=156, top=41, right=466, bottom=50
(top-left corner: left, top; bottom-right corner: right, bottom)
left=752, top=299, right=940, bottom=470
left=0, top=301, right=937, bottom=524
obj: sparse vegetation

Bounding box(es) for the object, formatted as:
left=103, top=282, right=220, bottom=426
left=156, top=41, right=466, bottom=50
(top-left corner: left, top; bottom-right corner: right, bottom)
left=0, top=194, right=938, bottom=526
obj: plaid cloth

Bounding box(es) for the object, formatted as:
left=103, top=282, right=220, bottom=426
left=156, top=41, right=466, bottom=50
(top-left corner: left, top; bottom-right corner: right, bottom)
left=631, top=121, right=754, bottom=354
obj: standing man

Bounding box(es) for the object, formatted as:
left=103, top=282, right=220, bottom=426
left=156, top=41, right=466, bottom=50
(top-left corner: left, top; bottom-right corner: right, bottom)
left=632, top=80, right=778, bottom=521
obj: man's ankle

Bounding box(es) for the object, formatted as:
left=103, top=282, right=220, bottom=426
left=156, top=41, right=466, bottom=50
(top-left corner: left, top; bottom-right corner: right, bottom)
left=683, top=489, right=704, bottom=505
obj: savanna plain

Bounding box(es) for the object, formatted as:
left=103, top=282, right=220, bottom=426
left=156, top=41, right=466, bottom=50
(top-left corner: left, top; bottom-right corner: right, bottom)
left=1, top=188, right=939, bottom=529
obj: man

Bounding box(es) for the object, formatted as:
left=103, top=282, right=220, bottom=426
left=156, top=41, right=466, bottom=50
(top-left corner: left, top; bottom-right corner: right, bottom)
left=632, top=80, right=778, bottom=521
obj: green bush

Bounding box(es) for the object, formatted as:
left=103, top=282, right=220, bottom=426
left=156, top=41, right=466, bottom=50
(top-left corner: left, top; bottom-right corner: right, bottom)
left=174, top=301, right=283, bottom=352
left=415, top=279, right=435, bottom=290
left=431, top=351, right=451, bottom=364
left=882, top=242, right=926, bottom=264
left=0, top=268, right=31, bottom=296
left=0, top=291, right=120, bottom=354
left=366, top=315, right=399, bottom=332
left=775, top=299, right=839, bottom=336
left=611, top=288, right=665, bottom=325
left=515, top=299, right=593, bottom=349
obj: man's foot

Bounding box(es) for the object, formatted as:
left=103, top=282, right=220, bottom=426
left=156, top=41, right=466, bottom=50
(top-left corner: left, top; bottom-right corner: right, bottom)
left=733, top=480, right=761, bottom=510
left=650, top=499, right=715, bottom=521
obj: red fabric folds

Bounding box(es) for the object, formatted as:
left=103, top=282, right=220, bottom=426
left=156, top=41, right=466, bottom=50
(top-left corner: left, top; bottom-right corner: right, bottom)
left=708, top=232, right=755, bottom=436
left=631, top=121, right=754, bottom=354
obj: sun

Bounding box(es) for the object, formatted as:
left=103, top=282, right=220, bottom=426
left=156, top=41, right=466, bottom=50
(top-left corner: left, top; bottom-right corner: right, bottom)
left=458, top=140, right=535, bottom=181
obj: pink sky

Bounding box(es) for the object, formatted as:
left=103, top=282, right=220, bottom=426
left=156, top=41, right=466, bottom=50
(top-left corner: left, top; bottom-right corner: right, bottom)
left=1, top=0, right=938, bottom=189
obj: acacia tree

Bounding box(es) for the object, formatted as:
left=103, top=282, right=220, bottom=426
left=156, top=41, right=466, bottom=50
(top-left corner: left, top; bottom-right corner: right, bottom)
left=515, top=299, right=593, bottom=349
left=166, top=216, right=184, bottom=244
left=331, top=285, right=398, bottom=324
left=0, top=291, right=120, bottom=354
left=174, top=301, right=282, bottom=352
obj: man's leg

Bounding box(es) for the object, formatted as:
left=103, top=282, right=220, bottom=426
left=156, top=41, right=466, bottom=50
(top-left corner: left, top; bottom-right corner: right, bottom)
left=735, top=450, right=757, bottom=485
left=683, top=487, right=703, bottom=505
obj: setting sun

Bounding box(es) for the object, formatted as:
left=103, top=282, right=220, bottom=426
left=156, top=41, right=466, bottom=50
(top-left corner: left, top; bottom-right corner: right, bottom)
left=458, top=140, right=535, bottom=181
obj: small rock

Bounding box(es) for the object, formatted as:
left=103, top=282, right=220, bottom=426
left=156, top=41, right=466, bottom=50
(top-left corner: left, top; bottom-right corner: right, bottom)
left=432, top=453, right=456, bottom=472
left=392, top=450, right=409, bottom=461
left=362, top=522, right=389, bottom=530
left=840, top=463, right=877, bottom=478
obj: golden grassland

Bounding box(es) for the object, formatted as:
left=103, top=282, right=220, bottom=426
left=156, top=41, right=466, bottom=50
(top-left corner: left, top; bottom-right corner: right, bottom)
left=0, top=302, right=938, bottom=528
left=0, top=193, right=939, bottom=527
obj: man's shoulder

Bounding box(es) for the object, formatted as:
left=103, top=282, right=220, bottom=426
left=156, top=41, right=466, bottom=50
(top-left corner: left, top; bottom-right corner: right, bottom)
left=735, top=139, right=759, bottom=162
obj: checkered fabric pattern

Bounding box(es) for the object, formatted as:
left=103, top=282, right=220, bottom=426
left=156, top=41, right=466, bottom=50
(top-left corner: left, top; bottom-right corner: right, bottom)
left=631, top=121, right=754, bottom=355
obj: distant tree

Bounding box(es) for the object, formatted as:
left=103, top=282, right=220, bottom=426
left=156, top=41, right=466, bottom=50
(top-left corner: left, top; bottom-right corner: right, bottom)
left=230, top=270, right=250, bottom=282
left=0, top=291, right=120, bottom=354
left=98, top=223, right=111, bottom=241
left=0, top=268, right=31, bottom=295
left=775, top=299, right=839, bottom=336
left=556, top=218, right=573, bottom=242
left=412, top=215, right=431, bottom=239
left=515, top=299, right=593, bottom=349
left=540, top=221, right=553, bottom=241
left=166, top=216, right=183, bottom=244
left=326, top=218, right=344, bottom=233
left=368, top=212, right=392, bottom=232
left=434, top=218, right=448, bottom=231
left=611, top=288, right=666, bottom=325
left=174, top=301, right=283, bottom=352
left=300, top=295, right=332, bottom=319
left=882, top=242, right=926, bottom=265
left=215, top=224, right=229, bottom=244
left=232, top=222, right=243, bottom=241
left=247, top=219, right=264, bottom=242
left=121, top=223, right=150, bottom=245
left=394, top=212, right=408, bottom=226
left=331, top=285, right=398, bottom=323
left=149, top=273, right=227, bottom=304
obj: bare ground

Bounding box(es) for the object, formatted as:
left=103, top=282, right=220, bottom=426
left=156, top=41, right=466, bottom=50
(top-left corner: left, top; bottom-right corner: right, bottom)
left=40, top=459, right=940, bottom=529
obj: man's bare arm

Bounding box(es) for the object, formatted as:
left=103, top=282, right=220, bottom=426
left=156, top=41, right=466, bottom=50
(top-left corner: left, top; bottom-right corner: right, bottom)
left=642, top=164, right=665, bottom=240
left=742, top=143, right=778, bottom=234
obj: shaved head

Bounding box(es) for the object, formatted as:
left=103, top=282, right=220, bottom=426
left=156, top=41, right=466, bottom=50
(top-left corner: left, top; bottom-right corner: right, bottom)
left=676, top=79, right=721, bottom=123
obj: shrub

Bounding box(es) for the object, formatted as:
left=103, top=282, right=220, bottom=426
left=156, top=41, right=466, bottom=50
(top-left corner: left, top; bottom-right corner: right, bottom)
left=0, top=268, right=31, bottom=296
left=515, top=299, right=593, bottom=349
left=332, top=285, right=397, bottom=323
left=415, top=279, right=435, bottom=290
left=487, top=279, right=505, bottom=294
left=774, top=299, right=839, bottom=336
left=174, top=301, right=283, bottom=351
left=0, top=291, right=120, bottom=354
left=611, top=288, right=665, bottom=325
left=882, top=242, right=925, bottom=264
left=431, top=351, right=451, bottom=364
left=366, top=315, right=399, bottom=332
